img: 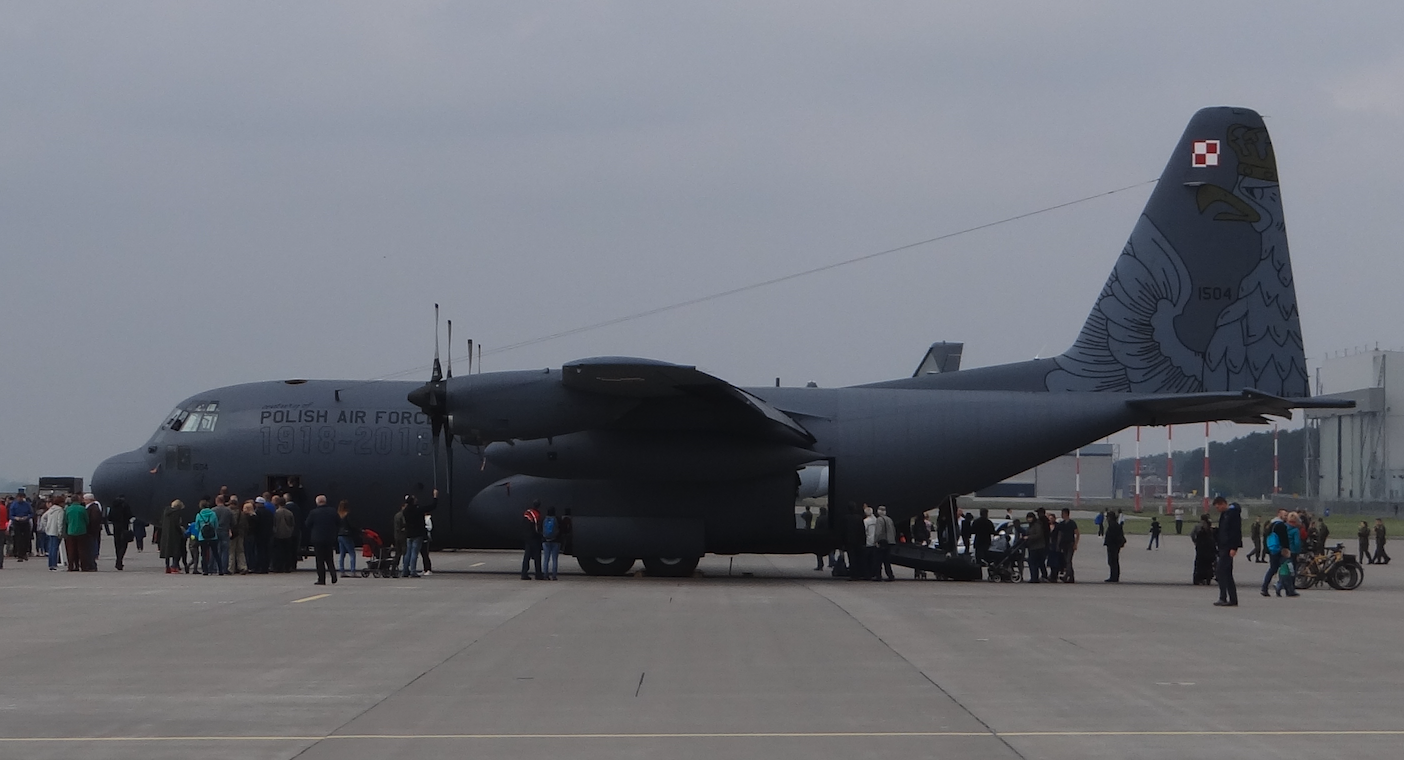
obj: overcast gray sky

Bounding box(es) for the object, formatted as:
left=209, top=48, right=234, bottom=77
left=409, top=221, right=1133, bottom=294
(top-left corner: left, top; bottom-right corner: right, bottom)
left=3, top=2, right=1403, bottom=484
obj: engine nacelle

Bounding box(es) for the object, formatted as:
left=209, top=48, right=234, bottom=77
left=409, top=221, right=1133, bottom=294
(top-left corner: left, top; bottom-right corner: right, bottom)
left=442, top=370, right=638, bottom=443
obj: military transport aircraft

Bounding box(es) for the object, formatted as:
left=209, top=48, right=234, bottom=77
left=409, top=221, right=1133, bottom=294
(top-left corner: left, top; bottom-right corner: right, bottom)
left=94, top=106, right=1348, bottom=576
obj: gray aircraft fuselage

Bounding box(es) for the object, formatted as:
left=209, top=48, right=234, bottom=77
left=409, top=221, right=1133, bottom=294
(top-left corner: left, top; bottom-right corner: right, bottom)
left=94, top=374, right=1146, bottom=556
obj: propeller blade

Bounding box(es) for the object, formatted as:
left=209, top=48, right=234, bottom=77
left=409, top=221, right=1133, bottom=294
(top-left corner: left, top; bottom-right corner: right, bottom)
left=467, top=338, right=473, bottom=376
left=446, top=320, right=453, bottom=380
left=431, top=304, right=443, bottom=383
left=445, top=415, right=455, bottom=531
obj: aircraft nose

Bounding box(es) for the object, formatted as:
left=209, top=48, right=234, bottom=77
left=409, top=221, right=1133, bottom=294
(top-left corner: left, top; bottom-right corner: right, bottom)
left=92, top=449, right=158, bottom=522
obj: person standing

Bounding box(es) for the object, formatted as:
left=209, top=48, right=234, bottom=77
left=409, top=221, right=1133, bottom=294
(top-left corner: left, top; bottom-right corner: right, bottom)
left=251, top=498, right=273, bottom=573
left=420, top=514, right=434, bottom=576
left=1373, top=519, right=1389, bottom=564
left=520, top=503, right=544, bottom=580
left=1191, top=514, right=1217, bottom=585
left=63, top=495, right=89, bottom=572
left=158, top=500, right=184, bottom=574
left=1260, top=508, right=1290, bottom=596
left=229, top=502, right=249, bottom=574
left=1213, top=497, right=1242, bottom=607
left=401, top=491, right=437, bottom=579
left=1103, top=510, right=1125, bottom=582
left=972, top=508, right=996, bottom=568
left=392, top=504, right=407, bottom=562
left=271, top=497, right=297, bottom=573
left=1147, top=518, right=1162, bottom=550
left=1024, top=512, right=1048, bottom=583
left=862, top=505, right=879, bottom=579
left=108, top=495, right=134, bottom=571
left=1248, top=517, right=1264, bottom=563
left=959, top=511, right=974, bottom=556
left=1358, top=521, right=1372, bottom=564
left=1054, top=507, right=1079, bottom=583
left=83, top=493, right=105, bottom=569
left=42, top=497, right=66, bottom=571
left=541, top=507, right=562, bottom=580
left=336, top=501, right=357, bottom=577
left=1174, top=506, right=1185, bottom=535
left=194, top=501, right=219, bottom=575
left=874, top=506, right=897, bottom=581
left=1094, top=510, right=1104, bottom=537
left=212, top=496, right=234, bottom=576
left=8, top=489, right=34, bottom=561
left=305, top=495, right=339, bottom=586
left=133, top=518, right=147, bottom=552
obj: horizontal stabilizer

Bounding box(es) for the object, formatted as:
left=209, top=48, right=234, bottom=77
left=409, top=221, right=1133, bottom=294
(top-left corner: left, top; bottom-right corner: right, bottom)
left=1127, top=390, right=1354, bottom=426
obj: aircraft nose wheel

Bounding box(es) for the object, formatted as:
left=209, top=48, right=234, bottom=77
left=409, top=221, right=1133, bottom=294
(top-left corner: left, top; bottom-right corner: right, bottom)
left=576, top=556, right=637, bottom=576
left=641, top=556, right=700, bottom=578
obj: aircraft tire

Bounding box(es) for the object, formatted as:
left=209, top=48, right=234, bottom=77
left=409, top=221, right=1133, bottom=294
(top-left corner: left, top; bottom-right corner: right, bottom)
left=641, top=556, right=700, bottom=578
left=577, top=556, right=637, bottom=576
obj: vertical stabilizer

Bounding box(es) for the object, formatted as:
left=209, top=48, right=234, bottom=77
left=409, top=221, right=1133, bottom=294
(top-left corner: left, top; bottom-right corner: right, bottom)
left=1048, top=106, right=1308, bottom=396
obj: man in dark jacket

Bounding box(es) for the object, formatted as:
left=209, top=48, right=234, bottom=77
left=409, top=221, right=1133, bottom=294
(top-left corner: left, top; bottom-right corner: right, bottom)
left=83, top=494, right=105, bottom=571
left=1103, top=511, right=1126, bottom=582
left=971, top=509, right=996, bottom=568
left=107, top=495, right=134, bottom=571
left=1213, top=497, right=1242, bottom=606
left=252, top=499, right=274, bottom=573
left=400, top=491, right=437, bottom=578
left=305, top=495, right=340, bottom=585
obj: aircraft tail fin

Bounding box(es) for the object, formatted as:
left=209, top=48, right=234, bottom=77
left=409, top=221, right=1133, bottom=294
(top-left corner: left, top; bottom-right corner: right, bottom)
left=1048, top=106, right=1309, bottom=397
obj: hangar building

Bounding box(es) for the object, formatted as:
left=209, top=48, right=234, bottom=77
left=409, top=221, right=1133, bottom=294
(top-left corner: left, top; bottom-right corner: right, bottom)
left=1305, top=349, right=1404, bottom=501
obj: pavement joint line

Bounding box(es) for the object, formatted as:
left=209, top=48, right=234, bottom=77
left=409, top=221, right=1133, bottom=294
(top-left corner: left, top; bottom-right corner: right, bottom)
left=6, top=730, right=1404, bottom=742
left=290, top=593, right=331, bottom=604
left=285, top=585, right=560, bottom=760
left=799, top=578, right=1030, bottom=760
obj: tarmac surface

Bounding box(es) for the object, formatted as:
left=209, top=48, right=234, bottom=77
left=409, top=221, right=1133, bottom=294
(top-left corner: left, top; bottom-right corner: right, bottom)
left=0, top=529, right=1398, bottom=760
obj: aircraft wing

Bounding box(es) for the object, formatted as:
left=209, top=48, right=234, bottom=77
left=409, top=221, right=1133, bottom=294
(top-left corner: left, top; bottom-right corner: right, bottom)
left=562, top=357, right=815, bottom=445
left=1126, top=389, right=1355, bottom=426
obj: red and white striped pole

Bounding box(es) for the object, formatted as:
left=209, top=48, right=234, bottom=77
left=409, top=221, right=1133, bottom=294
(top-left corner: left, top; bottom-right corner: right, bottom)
left=1134, top=426, right=1142, bottom=514
left=1075, top=447, right=1082, bottom=508
left=1203, top=421, right=1211, bottom=513
left=1166, top=425, right=1174, bottom=515
left=1273, top=424, right=1280, bottom=494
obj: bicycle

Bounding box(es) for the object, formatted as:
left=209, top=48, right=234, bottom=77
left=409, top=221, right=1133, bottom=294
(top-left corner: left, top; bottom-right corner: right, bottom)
left=1295, top=543, right=1364, bottom=591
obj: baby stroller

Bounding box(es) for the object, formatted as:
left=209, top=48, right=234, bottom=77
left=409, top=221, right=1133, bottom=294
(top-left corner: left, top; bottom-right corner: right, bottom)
left=984, top=534, right=1026, bottom=583
left=361, top=529, right=400, bottom=578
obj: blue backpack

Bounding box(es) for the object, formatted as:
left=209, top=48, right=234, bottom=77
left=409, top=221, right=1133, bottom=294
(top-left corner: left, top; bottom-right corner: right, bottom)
left=542, top=516, right=559, bottom=541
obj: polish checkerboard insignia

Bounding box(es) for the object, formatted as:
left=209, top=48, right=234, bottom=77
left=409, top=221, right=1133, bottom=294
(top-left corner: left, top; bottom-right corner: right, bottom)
left=1191, top=140, right=1220, bottom=167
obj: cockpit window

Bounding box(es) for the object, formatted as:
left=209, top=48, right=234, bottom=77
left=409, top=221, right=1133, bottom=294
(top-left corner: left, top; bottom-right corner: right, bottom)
left=164, top=401, right=220, bottom=433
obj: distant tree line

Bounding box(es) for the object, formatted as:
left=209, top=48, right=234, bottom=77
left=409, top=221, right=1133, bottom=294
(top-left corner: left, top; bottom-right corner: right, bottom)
left=1113, top=427, right=1311, bottom=498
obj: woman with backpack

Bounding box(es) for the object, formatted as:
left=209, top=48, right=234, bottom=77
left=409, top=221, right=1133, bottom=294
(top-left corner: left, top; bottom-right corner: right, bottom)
left=541, top=507, right=562, bottom=580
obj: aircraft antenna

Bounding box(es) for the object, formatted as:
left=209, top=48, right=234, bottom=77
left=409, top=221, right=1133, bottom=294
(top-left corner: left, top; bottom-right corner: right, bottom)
left=445, top=319, right=455, bottom=530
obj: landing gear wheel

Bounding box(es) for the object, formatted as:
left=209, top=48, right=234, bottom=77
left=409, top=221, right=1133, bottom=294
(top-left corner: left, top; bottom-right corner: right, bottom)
left=642, top=556, right=701, bottom=578
left=577, top=556, right=637, bottom=576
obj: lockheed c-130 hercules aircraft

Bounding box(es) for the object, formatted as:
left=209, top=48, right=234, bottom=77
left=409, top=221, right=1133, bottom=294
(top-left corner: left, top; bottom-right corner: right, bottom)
left=94, top=106, right=1349, bottom=576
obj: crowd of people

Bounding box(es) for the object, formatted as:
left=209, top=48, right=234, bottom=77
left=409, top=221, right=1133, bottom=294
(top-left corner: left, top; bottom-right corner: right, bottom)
left=1, top=487, right=1392, bottom=596
left=0, top=484, right=448, bottom=586
left=0, top=488, right=141, bottom=571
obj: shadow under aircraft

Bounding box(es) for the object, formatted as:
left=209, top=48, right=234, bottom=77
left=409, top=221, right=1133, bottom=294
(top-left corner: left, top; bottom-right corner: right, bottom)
left=95, top=106, right=1350, bottom=576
